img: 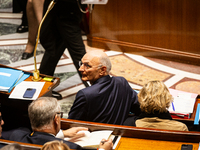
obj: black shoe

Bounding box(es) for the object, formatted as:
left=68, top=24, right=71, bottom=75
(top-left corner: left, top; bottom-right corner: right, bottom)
left=52, top=91, right=62, bottom=100
left=21, top=52, right=34, bottom=60
left=16, top=25, right=28, bottom=33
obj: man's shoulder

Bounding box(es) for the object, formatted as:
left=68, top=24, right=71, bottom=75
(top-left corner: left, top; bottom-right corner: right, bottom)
left=10, top=127, right=31, bottom=135
left=9, top=131, right=81, bottom=149
left=111, top=76, right=130, bottom=86
left=3, top=127, right=32, bottom=142
left=77, top=76, right=129, bottom=94
left=112, top=76, right=127, bottom=81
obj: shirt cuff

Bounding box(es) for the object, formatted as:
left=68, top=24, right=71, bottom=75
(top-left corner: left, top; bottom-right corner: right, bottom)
left=56, top=129, right=64, bottom=139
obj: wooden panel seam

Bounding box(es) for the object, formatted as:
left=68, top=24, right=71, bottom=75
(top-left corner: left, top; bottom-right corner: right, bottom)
left=87, top=36, right=200, bottom=59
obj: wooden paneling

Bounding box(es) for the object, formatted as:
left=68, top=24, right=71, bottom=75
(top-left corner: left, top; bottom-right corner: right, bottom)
left=87, top=0, right=200, bottom=65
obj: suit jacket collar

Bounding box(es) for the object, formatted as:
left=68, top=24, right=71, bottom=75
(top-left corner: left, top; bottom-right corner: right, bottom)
left=93, top=75, right=111, bottom=85
left=30, top=131, right=55, bottom=137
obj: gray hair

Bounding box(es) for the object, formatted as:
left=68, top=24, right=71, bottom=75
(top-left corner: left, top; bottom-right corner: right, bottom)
left=28, top=97, right=61, bottom=130
left=99, top=54, right=112, bottom=73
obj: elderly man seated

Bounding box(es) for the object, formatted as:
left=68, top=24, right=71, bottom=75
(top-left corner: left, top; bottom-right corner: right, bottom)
left=68, top=50, right=141, bottom=125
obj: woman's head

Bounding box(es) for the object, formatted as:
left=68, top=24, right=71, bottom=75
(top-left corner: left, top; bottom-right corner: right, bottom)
left=41, top=140, right=70, bottom=150
left=138, top=80, right=173, bottom=113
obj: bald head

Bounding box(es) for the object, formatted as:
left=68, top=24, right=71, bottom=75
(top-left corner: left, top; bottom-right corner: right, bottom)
left=85, top=50, right=112, bottom=73
left=79, top=50, right=112, bottom=84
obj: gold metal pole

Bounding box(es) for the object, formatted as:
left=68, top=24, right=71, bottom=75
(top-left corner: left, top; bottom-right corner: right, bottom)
left=32, top=1, right=56, bottom=81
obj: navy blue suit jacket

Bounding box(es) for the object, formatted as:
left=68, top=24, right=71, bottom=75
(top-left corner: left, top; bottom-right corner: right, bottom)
left=5, top=128, right=81, bottom=150
left=68, top=75, right=141, bottom=125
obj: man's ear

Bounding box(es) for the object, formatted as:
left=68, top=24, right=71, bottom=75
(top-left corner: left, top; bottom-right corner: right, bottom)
left=54, top=114, right=59, bottom=125
left=99, top=66, right=107, bottom=76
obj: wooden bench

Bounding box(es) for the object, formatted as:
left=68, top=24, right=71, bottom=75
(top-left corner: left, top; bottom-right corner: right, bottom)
left=0, top=139, right=42, bottom=150
left=61, top=118, right=200, bottom=150
left=0, top=139, right=78, bottom=150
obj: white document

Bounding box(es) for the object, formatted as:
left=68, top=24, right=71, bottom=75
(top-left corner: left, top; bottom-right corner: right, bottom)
left=81, top=0, right=108, bottom=4
left=168, top=89, right=197, bottom=114
left=65, top=130, right=113, bottom=148
left=9, top=81, right=45, bottom=100
left=168, top=95, right=196, bottom=114
left=198, top=142, right=200, bottom=150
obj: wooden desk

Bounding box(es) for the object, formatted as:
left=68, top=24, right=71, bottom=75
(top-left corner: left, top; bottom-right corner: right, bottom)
left=184, top=97, right=200, bottom=121
left=170, top=97, right=200, bottom=131
left=117, top=138, right=198, bottom=150
left=0, top=139, right=42, bottom=150
left=0, top=64, right=60, bottom=130
left=0, top=64, right=60, bottom=108
left=61, top=119, right=200, bottom=150
left=0, top=119, right=199, bottom=150
left=0, top=64, right=60, bottom=97
left=0, top=138, right=197, bottom=150
left=0, top=139, right=80, bottom=150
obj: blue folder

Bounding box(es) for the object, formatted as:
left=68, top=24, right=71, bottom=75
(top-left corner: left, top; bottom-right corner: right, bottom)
left=0, top=68, right=26, bottom=93
left=194, top=103, right=200, bottom=125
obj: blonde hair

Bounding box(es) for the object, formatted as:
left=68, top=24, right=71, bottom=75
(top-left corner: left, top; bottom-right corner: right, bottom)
left=138, top=80, right=173, bottom=113
left=41, top=141, right=70, bottom=150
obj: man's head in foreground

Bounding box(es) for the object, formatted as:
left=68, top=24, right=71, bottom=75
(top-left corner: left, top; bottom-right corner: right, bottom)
left=28, top=97, right=63, bottom=135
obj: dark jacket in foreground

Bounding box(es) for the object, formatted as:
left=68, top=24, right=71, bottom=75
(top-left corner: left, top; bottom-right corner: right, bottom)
left=68, top=75, right=141, bottom=125
left=5, top=128, right=82, bottom=150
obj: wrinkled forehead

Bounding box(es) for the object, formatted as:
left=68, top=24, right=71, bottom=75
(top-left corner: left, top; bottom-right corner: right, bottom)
left=82, top=54, right=100, bottom=65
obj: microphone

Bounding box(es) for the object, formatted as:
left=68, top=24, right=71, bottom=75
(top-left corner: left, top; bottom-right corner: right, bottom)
left=32, top=0, right=58, bottom=81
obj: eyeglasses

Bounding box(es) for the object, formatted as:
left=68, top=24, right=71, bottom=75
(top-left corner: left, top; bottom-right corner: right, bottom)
left=53, top=112, right=63, bottom=120
left=79, top=61, right=102, bottom=70
left=79, top=61, right=92, bottom=70
left=56, top=112, right=63, bottom=118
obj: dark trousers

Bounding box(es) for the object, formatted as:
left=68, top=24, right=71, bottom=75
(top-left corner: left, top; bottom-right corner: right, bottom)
left=39, top=0, right=86, bottom=81
left=13, top=0, right=28, bottom=25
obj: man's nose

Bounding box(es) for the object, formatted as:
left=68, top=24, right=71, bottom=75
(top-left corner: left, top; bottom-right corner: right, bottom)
left=79, top=65, right=84, bottom=71
left=1, top=120, right=4, bottom=126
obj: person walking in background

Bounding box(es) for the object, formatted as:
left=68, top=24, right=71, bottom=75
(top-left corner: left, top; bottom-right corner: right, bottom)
left=13, top=0, right=28, bottom=33
left=39, top=0, right=89, bottom=87
left=21, top=0, right=45, bottom=60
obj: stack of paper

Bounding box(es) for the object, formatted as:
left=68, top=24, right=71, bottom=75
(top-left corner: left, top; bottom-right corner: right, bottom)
left=168, top=89, right=198, bottom=119
left=0, top=68, right=24, bottom=93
